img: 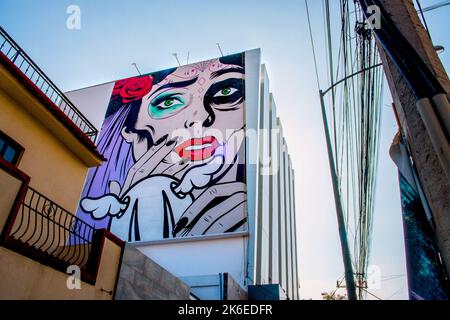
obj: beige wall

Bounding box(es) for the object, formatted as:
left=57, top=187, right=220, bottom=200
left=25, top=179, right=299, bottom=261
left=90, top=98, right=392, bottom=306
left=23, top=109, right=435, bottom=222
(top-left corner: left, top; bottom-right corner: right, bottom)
left=0, top=168, right=124, bottom=300
left=0, top=169, right=22, bottom=232
left=0, top=236, right=122, bottom=300
left=0, top=56, right=124, bottom=300
left=0, top=90, right=88, bottom=213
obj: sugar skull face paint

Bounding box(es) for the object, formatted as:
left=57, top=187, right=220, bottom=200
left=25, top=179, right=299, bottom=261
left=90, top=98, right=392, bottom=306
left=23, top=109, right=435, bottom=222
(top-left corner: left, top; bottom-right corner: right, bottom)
left=134, top=58, right=245, bottom=164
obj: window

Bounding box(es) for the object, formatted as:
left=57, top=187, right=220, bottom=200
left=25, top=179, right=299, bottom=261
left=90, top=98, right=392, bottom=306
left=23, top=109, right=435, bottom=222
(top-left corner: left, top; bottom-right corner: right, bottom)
left=0, top=131, right=24, bottom=166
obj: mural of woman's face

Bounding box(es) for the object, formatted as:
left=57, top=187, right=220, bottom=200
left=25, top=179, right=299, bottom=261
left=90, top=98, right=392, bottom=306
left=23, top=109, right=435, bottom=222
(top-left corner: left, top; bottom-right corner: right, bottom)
left=133, top=58, right=245, bottom=164
left=79, top=56, right=248, bottom=240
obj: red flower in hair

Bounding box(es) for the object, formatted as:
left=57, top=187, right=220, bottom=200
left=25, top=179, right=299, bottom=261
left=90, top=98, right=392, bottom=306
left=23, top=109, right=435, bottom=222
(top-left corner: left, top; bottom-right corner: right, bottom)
left=114, top=76, right=153, bottom=104
left=112, top=79, right=128, bottom=96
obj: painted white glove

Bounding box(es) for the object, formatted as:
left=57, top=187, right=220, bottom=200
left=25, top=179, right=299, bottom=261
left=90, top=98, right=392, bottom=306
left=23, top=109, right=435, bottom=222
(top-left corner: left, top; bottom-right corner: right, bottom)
left=80, top=195, right=128, bottom=219
left=173, top=154, right=224, bottom=196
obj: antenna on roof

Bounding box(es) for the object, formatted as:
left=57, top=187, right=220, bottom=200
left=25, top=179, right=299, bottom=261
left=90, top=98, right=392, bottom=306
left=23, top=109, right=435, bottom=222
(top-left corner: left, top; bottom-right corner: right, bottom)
left=172, top=53, right=181, bottom=66
left=216, top=43, right=224, bottom=57
left=186, top=52, right=190, bottom=65
left=131, top=63, right=142, bottom=76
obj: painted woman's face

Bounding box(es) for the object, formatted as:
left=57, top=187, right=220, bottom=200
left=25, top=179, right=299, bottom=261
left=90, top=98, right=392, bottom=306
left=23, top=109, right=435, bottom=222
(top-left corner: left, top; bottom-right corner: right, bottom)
left=134, top=58, right=245, bottom=164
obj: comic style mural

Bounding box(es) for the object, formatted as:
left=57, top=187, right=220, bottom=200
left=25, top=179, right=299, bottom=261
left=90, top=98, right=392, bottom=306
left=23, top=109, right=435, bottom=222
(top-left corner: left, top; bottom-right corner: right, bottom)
left=77, top=53, right=247, bottom=242
left=399, top=174, right=449, bottom=300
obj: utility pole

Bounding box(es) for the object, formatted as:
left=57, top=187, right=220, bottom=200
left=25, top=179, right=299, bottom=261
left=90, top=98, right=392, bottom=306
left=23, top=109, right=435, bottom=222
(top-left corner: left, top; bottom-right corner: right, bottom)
left=359, top=0, right=450, bottom=278
left=319, top=90, right=358, bottom=300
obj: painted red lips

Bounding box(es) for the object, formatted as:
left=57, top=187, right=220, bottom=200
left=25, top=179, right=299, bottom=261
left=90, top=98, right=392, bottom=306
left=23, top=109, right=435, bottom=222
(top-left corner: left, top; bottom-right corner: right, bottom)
left=176, top=136, right=219, bottom=161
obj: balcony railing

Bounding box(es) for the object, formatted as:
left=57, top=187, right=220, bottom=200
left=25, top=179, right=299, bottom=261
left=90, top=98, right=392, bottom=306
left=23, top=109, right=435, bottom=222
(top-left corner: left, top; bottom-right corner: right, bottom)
left=2, top=186, right=99, bottom=280
left=0, top=27, right=98, bottom=143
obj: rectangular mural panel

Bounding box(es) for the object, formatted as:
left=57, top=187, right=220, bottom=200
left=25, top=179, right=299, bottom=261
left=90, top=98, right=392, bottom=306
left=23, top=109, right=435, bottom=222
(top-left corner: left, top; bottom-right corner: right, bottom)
left=76, top=53, right=247, bottom=242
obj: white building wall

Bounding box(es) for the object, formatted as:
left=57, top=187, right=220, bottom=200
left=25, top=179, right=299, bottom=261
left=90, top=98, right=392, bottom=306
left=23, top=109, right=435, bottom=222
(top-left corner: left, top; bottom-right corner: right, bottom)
left=256, top=65, right=271, bottom=285
left=269, top=95, right=280, bottom=284
left=66, top=82, right=115, bottom=132
left=134, top=234, right=248, bottom=288
left=277, top=120, right=287, bottom=293
left=244, top=49, right=262, bottom=287
left=283, top=141, right=292, bottom=299
left=292, top=170, right=299, bottom=299
left=288, top=158, right=295, bottom=299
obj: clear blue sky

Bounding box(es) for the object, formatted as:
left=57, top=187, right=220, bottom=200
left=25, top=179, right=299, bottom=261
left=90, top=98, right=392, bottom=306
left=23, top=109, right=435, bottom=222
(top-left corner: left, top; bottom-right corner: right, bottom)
left=1, top=0, right=448, bottom=299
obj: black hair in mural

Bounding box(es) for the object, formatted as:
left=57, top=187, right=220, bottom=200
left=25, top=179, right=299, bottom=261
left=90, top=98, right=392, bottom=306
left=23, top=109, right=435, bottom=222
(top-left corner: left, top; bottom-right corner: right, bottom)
left=123, top=100, right=153, bottom=148
left=219, top=53, right=245, bottom=67
left=220, top=53, right=246, bottom=184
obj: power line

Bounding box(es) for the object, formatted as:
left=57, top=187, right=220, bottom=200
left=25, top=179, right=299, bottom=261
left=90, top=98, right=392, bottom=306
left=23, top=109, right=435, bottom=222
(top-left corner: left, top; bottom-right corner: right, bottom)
left=415, top=0, right=432, bottom=40
left=386, top=285, right=406, bottom=300
left=381, top=275, right=406, bottom=282
left=305, top=0, right=321, bottom=90
left=316, top=0, right=384, bottom=299
left=364, top=288, right=383, bottom=300
left=422, top=1, right=450, bottom=13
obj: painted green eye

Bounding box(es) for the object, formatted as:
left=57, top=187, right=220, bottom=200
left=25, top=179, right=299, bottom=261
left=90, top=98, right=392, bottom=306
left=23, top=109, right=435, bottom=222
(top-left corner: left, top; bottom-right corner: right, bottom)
left=221, top=88, right=232, bottom=96
left=149, top=93, right=187, bottom=119
left=164, top=99, right=175, bottom=107
left=214, top=87, right=238, bottom=98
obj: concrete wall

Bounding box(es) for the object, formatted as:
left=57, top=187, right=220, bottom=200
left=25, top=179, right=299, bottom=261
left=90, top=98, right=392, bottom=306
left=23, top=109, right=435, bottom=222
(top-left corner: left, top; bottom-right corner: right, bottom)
left=135, top=233, right=248, bottom=289
left=115, top=244, right=190, bottom=300
left=380, top=0, right=450, bottom=279
left=227, top=273, right=248, bottom=300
